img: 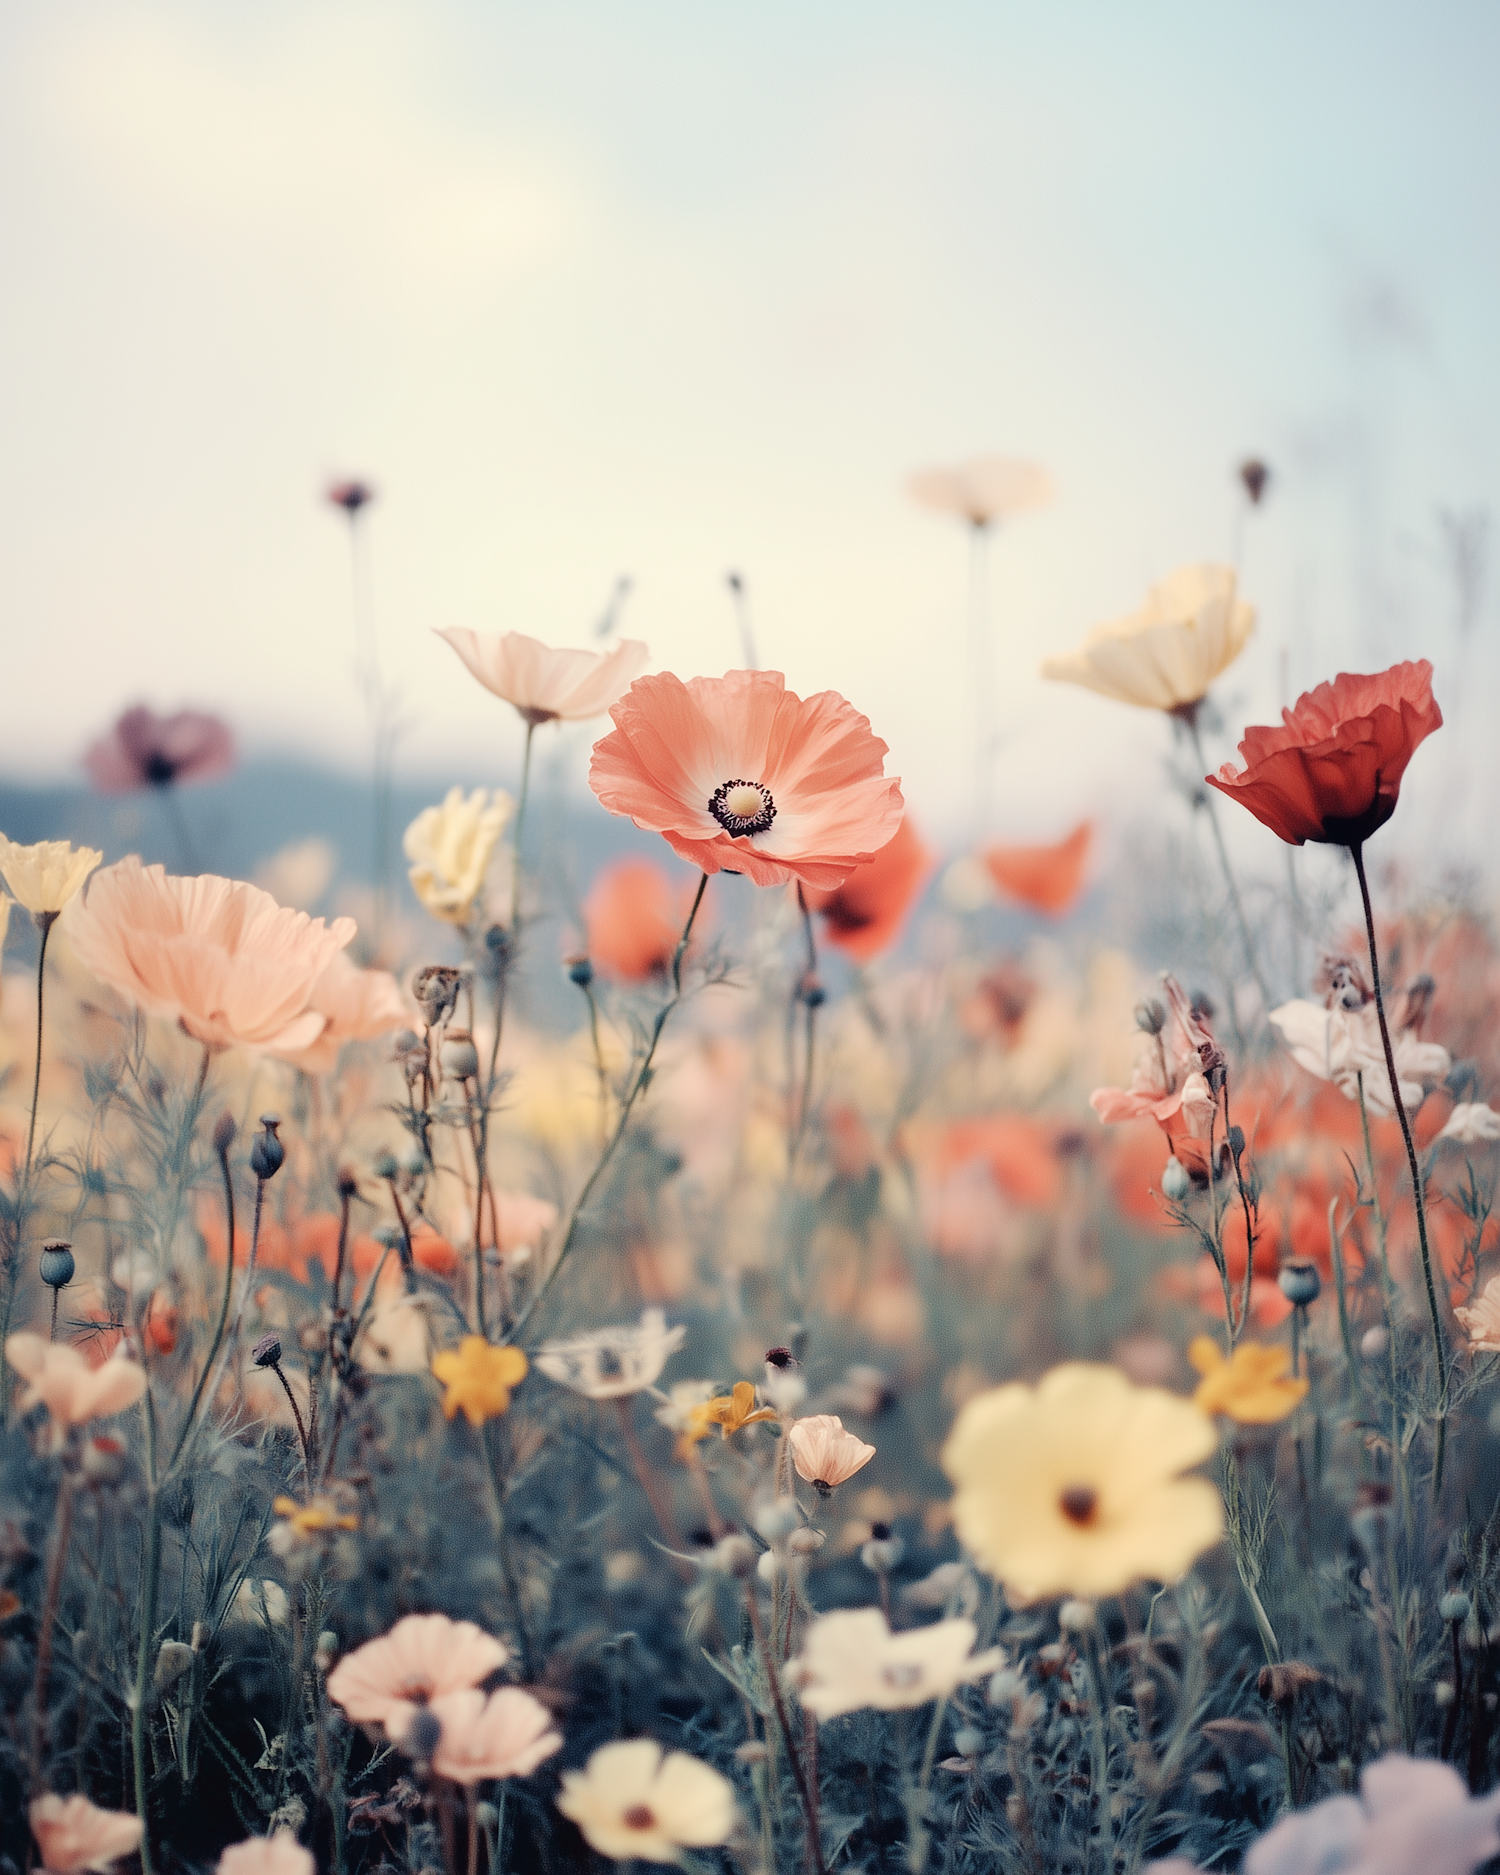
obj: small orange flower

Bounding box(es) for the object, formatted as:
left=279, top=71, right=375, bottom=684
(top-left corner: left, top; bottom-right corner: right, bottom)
left=693, top=1381, right=779, bottom=1442
left=1188, top=1336, right=1307, bottom=1424
left=272, top=1495, right=359, bottom=1536
left=431, top=1337, right=529, bottom=1426
left=803, top=814, right=932, bottom=962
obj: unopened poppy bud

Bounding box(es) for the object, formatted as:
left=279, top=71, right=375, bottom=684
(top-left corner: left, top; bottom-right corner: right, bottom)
left=39, top=1240, right=75, bottom=1289
left=1161, top=1156, right=1191, bottom=1202
left=1441, top=1592, right=1472, bottom=1623
left=250, top=1115, right=285, bottom=1180
left=337, top=1166, right=359, bottom=1199
left=212, top=1111, right=238, bottom=1154
left=1278, top=1262, right=1320, bottom=1306
left=988, top=1667, right=1024, bottom=1705
left=251, top=1333, right=283, bottom=1370
left=1227, top=1124, right=1246, bottom=1159
left=154, top=1639, right=194, bottom=1689
left=80, top=1435, right=127, bottom=1486
left=441, top=1031, right=479, bottom=1080
left=861, top=1533, right=904, bottom=1573
left=374, top=1152, right=400, bottom=1181
left=756, top=1548, right=781, bottom=1584
left=402, top=1706, right=443, bottom=1765
left=567, top=955, right=594, bottom=988
left=953, top=1725, right=984, bottom=1757
left=709, top=1534, right=758, bottom=1578
left=800, top=974, right=826, bottom=1009
left=403, top=1153, right=426, bottom=1180
left=1239, top=459, right=1270, bottom=505
left=1134, top=998, right=1167, bottom=1036
left=787, top=1526, right=825, bottom=1557
left=314, top=1630, right=340, bottom=1672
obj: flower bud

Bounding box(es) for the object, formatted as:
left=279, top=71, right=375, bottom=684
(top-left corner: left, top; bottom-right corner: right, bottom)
left=988, top=1667, right=1024, bottom=1705
left=756, top=1549, right=781, bottom=1584
left=953, top=1725, right=984, bottom=1757
left=474, top=1802, right=500, bottom=1831
left=1227, top=1124, right=1246, bottom=1159
left=39, top=1240, right=75, bottom=1289
left=251, top=1333, right=283, bottom=1370
left=337, top=1166, right=360, bottom=1199
left=1134, top=998, right=1167, bottom=1036
left=441, top=1030, right=480, bottom=1081
left=567, top=955, right=594, bottom=988
left=1240, top=458, right=1270, bottom=505
left=786, top=1526, right=825, bottom=1557
left=861, top=1523, right=904, bottom=1573
left=402, top=1706, right=443, bottom=1765
left=799, top=974, right=826, bottom=1010
left=374, top=1151, right=400, bottom=1181
left=1161, top=1156, right=1191, bottom=1202
left=753, top=1498, right=801, bottom=1544
left=1058, top=1598, right=1097, bottom=1633
left=314, top=1631, right=340, bottom=1672
left=212, top=1111, right=238, bottom=1155
left=250, top=1115, right=285, bottom=1181
left=709, top=1534, right=758, bottom=1579
left=412, top=964, right=462, bottom=1026
left=1362, top=1325, right=1390, bottom=1359
left=154, top=1640, right=194, bottom=1689
left=1441, top=1592, right=1472, bottom=1624
left=1278, top=1262, right=1321, bottom=1307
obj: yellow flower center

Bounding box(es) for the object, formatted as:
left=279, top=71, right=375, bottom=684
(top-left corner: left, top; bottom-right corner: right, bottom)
left=1059, top=1485, right=1099, bottom=1527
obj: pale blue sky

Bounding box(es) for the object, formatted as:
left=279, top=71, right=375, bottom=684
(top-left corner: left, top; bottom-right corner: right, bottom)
left=0, top=0, right=1495, bottom=856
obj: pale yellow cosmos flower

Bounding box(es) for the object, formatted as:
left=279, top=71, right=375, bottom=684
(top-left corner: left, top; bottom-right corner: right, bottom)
left=556, top=1739, right=737, bottom=1863
left=1040, top=565, right=1255, bottom=713
left=403, top=787, right=512, bottom=925
left=0, top=835, right=103, bottom=918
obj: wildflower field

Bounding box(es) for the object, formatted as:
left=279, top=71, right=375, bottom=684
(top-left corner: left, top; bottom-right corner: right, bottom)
left=4, top=555, right=1500, bottom=1875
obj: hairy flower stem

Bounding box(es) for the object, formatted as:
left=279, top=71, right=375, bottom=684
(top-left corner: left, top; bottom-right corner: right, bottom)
left=23, top=911, right=56, bottom=1184
left=27, top=1468, right=76, bottom=1799
left=507, top=874, right=709, bottom=1342
left=1351, top=843, right=1448, bottom=1493
left=577, top=976, right=610, bottom=1152
left=1222, top=1080, right=1256, bottom=1347
left=132, top=1387, right=162, bottom=1874
left=789, top=888, right=819, bottom=1170
left=384, top=1178, right=419, bottom=1295
left=745, top=1581, right=827, bottom=1875
left=1329, top=1199, right=1361, bottom=1396
left=1186, top=717, right=1271, bottom=1026
left=906, top=1696, right=951, bottom=1875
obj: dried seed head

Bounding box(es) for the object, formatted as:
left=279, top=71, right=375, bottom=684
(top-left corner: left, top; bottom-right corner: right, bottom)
left=1278, top=1262, right=1321, bottom=1307
left=250, top=1114, right=285, bottom=1181
left=38, top=1240, right=75, bottom=1289
left=251, top=1333, right=283, bottom=1370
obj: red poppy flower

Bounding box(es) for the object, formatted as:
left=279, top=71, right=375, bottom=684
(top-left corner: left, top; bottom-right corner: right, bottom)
left=982, top=821, right=1092, bottom=915
left=1206, top=661, right=1442, bottom=846
left=803, top=815, right=932, bottom=962
left=583, top=857, right=698, bottom=982
left=589, top=669, right=903, bottom=890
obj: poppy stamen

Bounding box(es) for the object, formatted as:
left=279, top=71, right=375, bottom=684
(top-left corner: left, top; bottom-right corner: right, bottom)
left=709, top=779, right=776, bottom=837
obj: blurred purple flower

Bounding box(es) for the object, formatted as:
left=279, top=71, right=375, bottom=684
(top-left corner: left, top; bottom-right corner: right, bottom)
left=327, top=479, right=376, bottom=516
left=84, top=706, right=235, bottom=793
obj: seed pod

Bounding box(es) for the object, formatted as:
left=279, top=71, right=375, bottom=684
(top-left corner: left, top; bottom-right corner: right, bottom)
left=1278, top=1262, right=1321, bottom=1307
left=39, top=1240, right=75, bottom=1289
left=250, top=1114, right=285, bottom=1181
left=251, top=1333, right=283, bottom=1370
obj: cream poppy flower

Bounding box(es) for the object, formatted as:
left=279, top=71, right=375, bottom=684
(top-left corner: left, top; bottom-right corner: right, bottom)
left=67, top=857, right=356, bottom=1053
left=6, top=1334, right=147, bottom=1427
left=788, top=1607, right=1002, bottom=1719
left=1455, top=1276, right=1500, bottom=1354
left=29, top=1794, right=143, bottom=1874
left=1041, top=565, right=1255, bottom=713
left=217, top=1834, right=315, bottom=1875
left=403, top=787, right=512, bottom=925
left=556, top=1738, right=738, bottom=1863
left=535, top=1308, right=687, bottom=1400
left=0, top=836, right=102, bottom=918
left=942, top=1363, right=1222, bottom=1602
left=438, top=628, right=650, bottom=725
left=1269, top=1000, right=1450, bottom=1117
left=907, top=456, right=1054, bottom=527
left=1440, top=1103, right=1500, bottom=1147
left=0, top=894, right=11, bottom=957
left=788, top=1414, right=876, bottom=1494
left=425, top=1686, right=563, bottom=1784
left=326, top=1612, right=509, bottom=1739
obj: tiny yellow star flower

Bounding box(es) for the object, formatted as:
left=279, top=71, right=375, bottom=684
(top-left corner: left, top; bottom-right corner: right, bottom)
left=431, top=1337, right=529, bottom=1427
left=1188, top=1336, right=1308, bottom=1425
left=273, top=1495, right=358, bottom=1535
left=697, top=1381, right=779, bottom=1440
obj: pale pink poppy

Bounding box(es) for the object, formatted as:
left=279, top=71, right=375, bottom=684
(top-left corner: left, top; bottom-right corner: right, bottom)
left=907, top=456, right=1054, bottom=528
left=218, top=1834, right=315, bottom=1875
left=30, top=1794, right=143, bottom=1873
left=589, top=670, right=904, bottom=891
left=789, top=1414, right=876, bottom=1494
left=437, top=628, right=649, bottom=725
left=84, top=704, right=235, bottom=793
left=272, top=952, right=410, bottom=1075
left=325, top=1613, right=509, bottom=1737
left=494, top=1191, right=558, bottom=1255
left=7, top=1334, right=147, bottom=1427
left=425, top=1686, right=563, bottom=1783
left=67, top=857, right=356, bottom=1053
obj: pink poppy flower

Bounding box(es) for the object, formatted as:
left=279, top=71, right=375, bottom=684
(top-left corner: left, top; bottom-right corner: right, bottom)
left=907, top=456, right=1054, bottom=528
left=7, top=1334, right=147, bottom=1427
left=67, top=857, right=356, bottom=1053
left=84, top=705, right=235, bottom=793
left=589, top=670, right=904, bottom=891
left=30, top=1794, right=143, bottom=1874
left=271, top=952, right=410, bottom=1075
left=789, top=1414, right=877, bottom=1494
left=325, top=1613, right=509, bottom=1738
left=437, top=628, right=649, bottom=725
left=425, top=1686, right=563, bottom=1784
left=218, top=1834, right=315, bottom=1875
left=583, top=857, right=700, bottom=982
left=803, top=814, right=932, bottom=963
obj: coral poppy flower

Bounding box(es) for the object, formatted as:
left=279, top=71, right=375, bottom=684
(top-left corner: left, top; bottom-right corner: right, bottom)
left=906, top=456, right=1054, bottom=527
left=29, top=1794, right=143, bottom=1874
left=803, top=814, right=932, bottom=962
left=1042, top=566, right=1255, bottom=713
left=583, top=856, right=698, bottom=982
left=589, top=670, right=904, bottom=891
left=1206, top=661, right=1442, bottom=846
left=325, top=1612, right=509, bottom=1738
left=437, top=628, right=649, bottom=725
left=982, top=821, right=1092, bottom=916
left=68, top=857, right=356, bottom=1053
left=83, top=704, right=235, bottom=792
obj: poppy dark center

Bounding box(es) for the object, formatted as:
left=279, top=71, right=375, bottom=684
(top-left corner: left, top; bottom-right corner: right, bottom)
left=623, top=1806, right=656, bottom=1830
left=709, top=779, right=775, bottom=837
left=1059, top=1485, right=1099, bottom=1526
left=144, top=752, right=180, bottom=786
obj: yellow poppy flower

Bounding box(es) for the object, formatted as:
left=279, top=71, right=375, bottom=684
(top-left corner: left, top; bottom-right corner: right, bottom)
left=1188, top=1336, right=1308, bottom=1424
left=0, top=835, right=102, bottom=918
left=431, top=1337, right=529, bottom=1427
left=696, top=1381, right=779, bottom=1440
left=1040, top=565, right=1255, bottom=714
left=403, top=787, right=512, bottom=925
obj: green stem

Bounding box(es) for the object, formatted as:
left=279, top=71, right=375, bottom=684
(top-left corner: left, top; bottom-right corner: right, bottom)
left=23, top=913, right=56, bottom=1183
left=1187, top=717, right=1271, bottom=1024
left=29, top=1470, right=76, bottom=1795
left=132, top=1384, right=162, bottom=1874
left=170, top=1132, right=238, bottom=1472
left=1351, top=843, right=1448, bottom=1492
left=1329, top=1199, right=1360, bottom=1394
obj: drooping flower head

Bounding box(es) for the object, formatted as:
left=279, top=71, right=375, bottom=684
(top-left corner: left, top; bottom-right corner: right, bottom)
left=67, top=856, right=356, bottom=1053
left=788, top=1607, right=1002, bottom=1719
left=1206, top=661, right=1442, bottom=847
left=906, top=456, right=1054, bottom=528
left=431, top=1337, right=529, bottom=1425
left=218, top=1833, right=316, bottom=1875
left=942, top=1363, right=1222, bottom=1601
left=0, top=837, right=102, bottom=919
left=30, top=1794, right=143, bottom=1874
left=556, top=1739, right=738, bottom=1863
left=788, top=1414, right=876, bottom=1495
left=590, top=670, right=904, bottom=891
left=1188, top=1336, right=1308, bottom=1424
left=6, top=1334, right=147, bottom=1427
left=535, top=1309, right=686, bottom=1400
left=982, top=821, right=1093, bottom=916
left=583, top=856, right=700, bottom=982
left=404, top=786, right=512, bottom=925
left=803, top=814, right=932, bottom=962
left=325, top=1613, right=509, bottom=1739
left=424, top=1686, right=563, bottom=1784
left=1041, top=566, right=1255, bottom=714
left=84, top=704, right=235, bottom=792
left=438, top=628, right=650, bottom=725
